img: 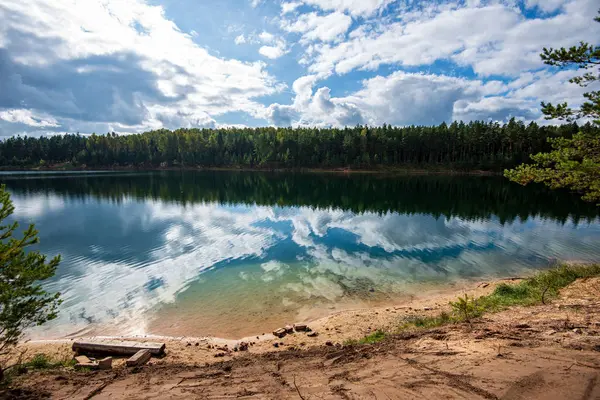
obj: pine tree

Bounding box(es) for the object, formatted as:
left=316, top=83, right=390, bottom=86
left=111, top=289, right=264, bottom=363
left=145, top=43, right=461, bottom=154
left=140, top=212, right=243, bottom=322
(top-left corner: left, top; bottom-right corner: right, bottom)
left=0, top=185, right=61, bottom=380
left=505, top=10, right=600, bottom=204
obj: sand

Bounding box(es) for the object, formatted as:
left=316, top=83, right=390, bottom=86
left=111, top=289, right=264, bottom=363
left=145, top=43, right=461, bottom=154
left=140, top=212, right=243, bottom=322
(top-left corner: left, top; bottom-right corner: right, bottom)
left=3, top=276, right=600, bottom=399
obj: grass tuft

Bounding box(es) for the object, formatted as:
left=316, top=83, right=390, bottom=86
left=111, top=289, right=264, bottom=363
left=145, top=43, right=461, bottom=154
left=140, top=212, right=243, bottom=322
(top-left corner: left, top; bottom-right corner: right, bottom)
left=400, top=312, right=453, bottom=330
left=479, top=263, right=600, bottom=312
left=359, top=330, right=386, bottom=344
left=345, top=330, right=387, bottom=346
left=24, top=353, right=75, bottom=371
left=27, top=354, right=53, bottom=370
left=352, top=264, right=600, bottom=343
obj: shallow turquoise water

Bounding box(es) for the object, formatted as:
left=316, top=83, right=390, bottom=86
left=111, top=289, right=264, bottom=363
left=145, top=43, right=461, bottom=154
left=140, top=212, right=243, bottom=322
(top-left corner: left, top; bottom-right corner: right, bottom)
left=2, top=171, right=599, bottom=338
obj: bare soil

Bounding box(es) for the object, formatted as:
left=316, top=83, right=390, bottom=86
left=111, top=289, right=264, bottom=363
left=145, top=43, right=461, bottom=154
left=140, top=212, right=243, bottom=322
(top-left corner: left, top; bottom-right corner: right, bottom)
left=4, top=277, right=600, bottom=399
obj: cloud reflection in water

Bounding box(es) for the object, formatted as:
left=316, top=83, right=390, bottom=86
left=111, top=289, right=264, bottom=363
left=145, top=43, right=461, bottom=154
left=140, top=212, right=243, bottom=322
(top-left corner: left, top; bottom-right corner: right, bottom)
left=8, top=191, right=600, bottom=338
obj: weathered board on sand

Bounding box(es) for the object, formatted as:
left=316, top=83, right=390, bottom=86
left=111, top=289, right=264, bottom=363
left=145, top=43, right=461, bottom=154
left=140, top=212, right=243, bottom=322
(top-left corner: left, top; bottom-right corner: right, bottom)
left=72, top=339, right=166, bottom=356
left=126, top=349, right=152, bottom=367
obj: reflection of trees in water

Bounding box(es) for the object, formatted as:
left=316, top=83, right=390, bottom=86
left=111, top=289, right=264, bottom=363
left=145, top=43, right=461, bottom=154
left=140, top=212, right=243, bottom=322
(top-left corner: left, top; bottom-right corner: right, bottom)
left=2, top=171, right=599, bottom=224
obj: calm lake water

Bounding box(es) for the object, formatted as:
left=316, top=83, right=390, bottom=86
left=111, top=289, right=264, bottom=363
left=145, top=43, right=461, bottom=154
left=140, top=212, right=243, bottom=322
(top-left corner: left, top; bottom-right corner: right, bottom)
left=2, top=171, right=600, bottom=339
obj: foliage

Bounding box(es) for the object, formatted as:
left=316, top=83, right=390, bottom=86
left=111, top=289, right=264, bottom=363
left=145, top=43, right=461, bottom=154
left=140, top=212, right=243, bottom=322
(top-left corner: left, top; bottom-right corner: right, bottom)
left=358, top=330, right=386, bottom=344
left=27, top=354, right=52, bottom=370
left=25, top=353, right=74, bottom=371
left=506, top=10, right=600, bottom=203
left=1, top=353, right=75, bottom=385
left=0, top=185, right=61, bottom=379
left=401, top=312, right=452, bottom=330
left=539, top=10, right=600, bottom=124
left=345, top=330, right=387, bottom=346
left=449, top=295, right=483, bottom=323
left=398, top=264, right=600, bottom=332
left=0, top=120, right=593, bottom=172
left=479, top=263, right=600, bottom=311
left=505, top=132, right=600, bottom=203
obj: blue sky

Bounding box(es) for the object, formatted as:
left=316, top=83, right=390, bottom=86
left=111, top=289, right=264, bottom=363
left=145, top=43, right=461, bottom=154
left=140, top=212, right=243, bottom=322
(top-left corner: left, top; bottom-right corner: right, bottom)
left=0, top=0, right=598, bottom=136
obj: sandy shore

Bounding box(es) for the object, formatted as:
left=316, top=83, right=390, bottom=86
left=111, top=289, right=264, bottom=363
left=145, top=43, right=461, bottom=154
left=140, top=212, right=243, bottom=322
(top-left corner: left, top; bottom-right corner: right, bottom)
left=5, top=274, right=600, bottom=399
left=15, top=276, right=522, bottom=367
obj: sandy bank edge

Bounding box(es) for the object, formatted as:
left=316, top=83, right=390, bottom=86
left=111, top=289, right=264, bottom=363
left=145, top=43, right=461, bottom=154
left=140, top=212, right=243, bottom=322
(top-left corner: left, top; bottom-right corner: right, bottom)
left=16, top=276, right=520, bottom=366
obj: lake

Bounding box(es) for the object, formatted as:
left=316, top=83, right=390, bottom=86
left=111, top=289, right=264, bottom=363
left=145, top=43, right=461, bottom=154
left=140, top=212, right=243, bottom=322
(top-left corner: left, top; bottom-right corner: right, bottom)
left=2, top=171, right=600, bottom=339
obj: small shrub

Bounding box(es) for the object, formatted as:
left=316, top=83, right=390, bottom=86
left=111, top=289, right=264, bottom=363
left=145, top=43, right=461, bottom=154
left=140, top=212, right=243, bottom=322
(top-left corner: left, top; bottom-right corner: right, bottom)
left=449, top=294, right=483, bottom=322
left=479, top=283, right=535, bottom=310
left=360, top=330, right=386, bottom=344
left=493, top=283, right=525, bottom=297
left=23, top=353, right=73, bottom=371
left=345, top=330, right=387, bottom=346
left=400, top=311, right=453, bottom=330
left=480, top=264, right=600, bottom=311
left=391, top=264, right=600, bottom=335
left=27, top=354, right=52, bottom=370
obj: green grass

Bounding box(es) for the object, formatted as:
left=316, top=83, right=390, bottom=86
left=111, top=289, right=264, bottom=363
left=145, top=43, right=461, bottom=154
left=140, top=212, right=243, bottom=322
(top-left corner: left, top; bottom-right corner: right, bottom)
left=345, top=330, right=387, bottom=346
left=352, top=264, right=600, bottom=343
left=24, top=354, right=75, bottom=371
left=27, top=354, right=54, bottom=370
left=2, top=353, right=76, bottom=383
left=400, top=311, right=453, bottom=330
left=479, top=263, right=600, bottom=311
left=359, top=330, right=387, bottom=344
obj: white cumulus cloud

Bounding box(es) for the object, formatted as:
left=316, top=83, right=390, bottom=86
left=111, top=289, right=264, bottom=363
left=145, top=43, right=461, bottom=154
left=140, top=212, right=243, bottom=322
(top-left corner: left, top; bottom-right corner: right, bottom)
left=0, top=0, right=281, bottom=135
left=304, top=0, right=599, bottom=77
left=281, top=11, right=352, bottom=43
left=1, top=0, right=598, bottom=132
left=259, top=41, right=288, bottom=59
left=0, top=109, right=59, bottom=127
left=298, top=0, right=394, bottom=16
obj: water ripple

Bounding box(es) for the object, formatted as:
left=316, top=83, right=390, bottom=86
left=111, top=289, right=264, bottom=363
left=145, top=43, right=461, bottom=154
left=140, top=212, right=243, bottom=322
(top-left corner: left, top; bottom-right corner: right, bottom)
left=4, top=174, right=598, bottom=339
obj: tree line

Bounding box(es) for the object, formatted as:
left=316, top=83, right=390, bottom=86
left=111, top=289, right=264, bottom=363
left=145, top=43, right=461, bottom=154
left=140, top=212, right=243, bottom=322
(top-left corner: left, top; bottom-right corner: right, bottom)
left=1, top=119, right=596, bottom=171
left=3, top=171, right=598, bottom=224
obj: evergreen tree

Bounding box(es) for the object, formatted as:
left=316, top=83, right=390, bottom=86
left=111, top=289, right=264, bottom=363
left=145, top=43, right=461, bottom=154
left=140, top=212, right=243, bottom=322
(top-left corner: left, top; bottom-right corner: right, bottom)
left=0, top=185, right=61, bottom=380
left=2, top=122, right=594, bottom=172
left=505, top=10, right=600, bottom=204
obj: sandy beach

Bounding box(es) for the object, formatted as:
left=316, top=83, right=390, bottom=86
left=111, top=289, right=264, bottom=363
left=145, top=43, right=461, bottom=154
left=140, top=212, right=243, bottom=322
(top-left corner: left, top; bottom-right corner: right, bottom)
left=18, top=276, right=508, bottom=365
left=6, top=273, right=600, bottom=399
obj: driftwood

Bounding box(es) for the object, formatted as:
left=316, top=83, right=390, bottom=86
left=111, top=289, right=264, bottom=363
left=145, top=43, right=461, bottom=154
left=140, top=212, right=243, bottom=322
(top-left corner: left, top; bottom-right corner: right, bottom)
left=72, top=339, right=165, bottom=356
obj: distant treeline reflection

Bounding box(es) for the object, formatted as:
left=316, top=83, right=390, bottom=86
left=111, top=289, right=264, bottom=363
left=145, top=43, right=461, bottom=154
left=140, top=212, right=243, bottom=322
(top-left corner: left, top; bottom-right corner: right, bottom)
left=3, top=171, right=599, bottom=224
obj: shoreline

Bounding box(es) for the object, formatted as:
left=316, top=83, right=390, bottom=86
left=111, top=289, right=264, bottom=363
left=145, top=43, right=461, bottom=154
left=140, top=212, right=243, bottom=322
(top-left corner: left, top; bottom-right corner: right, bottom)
left=18, top=274, right=520, bottom=360
left=26, top=261, right=592, bottom=347
left=8, top=265, right=600, bottom=399
left=0, top=165, right=501, bottom=176
left=25, top=271, right=524, bottom=344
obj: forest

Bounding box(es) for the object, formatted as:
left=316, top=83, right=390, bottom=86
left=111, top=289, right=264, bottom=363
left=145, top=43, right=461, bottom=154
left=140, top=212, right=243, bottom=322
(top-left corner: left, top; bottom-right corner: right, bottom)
left=0, top=119, right=596, bottom=171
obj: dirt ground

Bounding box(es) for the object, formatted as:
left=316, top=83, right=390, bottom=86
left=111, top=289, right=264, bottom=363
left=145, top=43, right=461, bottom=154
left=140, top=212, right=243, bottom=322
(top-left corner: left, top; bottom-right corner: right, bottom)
left=4, top=277, right=600, bottom=399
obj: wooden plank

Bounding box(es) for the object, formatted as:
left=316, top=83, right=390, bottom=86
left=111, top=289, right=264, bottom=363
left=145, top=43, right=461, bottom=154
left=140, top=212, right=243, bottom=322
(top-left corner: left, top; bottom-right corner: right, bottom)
left=126, top=349, right=151, bottom=367
left=294, top=324, right=308, bottom=332
left=72, top=339, right=165, bottom=356
left=73, top=354, right=99, bottom=370
left=98, top=357, right=113, bottom=370
left=74, top=355, right=92, bottom=364
left=273, top=328, right=287, bottom=338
